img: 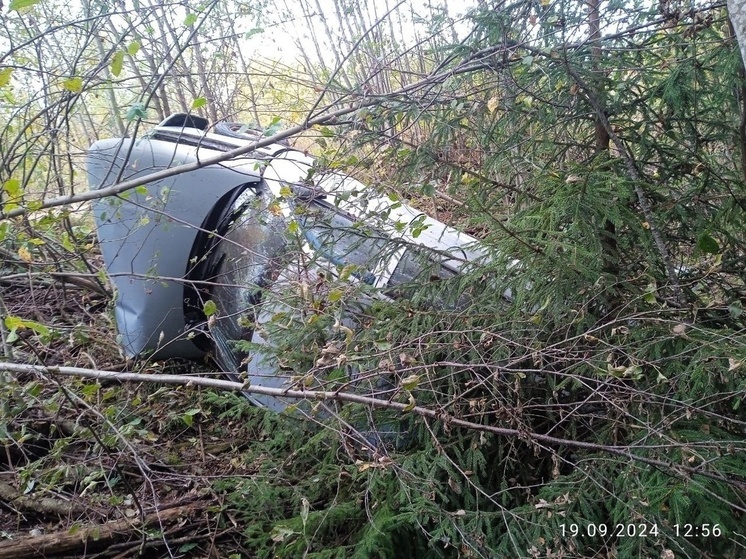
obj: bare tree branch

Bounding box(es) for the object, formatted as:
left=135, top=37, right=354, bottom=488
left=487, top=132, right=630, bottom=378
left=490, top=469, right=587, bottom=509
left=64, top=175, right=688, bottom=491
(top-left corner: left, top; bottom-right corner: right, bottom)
left=2, top=361, right=744, bottom=499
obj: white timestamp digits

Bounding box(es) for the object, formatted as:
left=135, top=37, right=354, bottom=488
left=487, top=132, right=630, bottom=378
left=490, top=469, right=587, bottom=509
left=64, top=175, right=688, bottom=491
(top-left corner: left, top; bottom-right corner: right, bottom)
left=560, top=523, right=660, bottom=538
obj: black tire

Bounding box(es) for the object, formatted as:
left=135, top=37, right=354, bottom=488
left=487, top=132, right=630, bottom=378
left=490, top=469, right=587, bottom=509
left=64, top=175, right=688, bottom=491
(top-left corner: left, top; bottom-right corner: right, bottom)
left=214, top=121, right=289, bottom=146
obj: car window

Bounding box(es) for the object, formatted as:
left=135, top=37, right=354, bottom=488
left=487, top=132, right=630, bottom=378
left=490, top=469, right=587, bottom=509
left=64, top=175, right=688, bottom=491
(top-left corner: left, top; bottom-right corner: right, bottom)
left=387, top=248, right=457, bottom=286
left=297, top=202, right=391, bottom=284
left=386, top=248, right=469, bottom=307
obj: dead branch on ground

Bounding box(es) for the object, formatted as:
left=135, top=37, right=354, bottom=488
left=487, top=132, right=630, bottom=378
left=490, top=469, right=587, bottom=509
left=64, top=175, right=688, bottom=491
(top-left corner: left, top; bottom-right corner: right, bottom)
left=0, top=501, right=204, bottom=559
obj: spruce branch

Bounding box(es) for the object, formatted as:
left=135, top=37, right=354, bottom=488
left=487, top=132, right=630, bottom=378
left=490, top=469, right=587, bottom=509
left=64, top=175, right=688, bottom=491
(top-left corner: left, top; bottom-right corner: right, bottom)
left=560, top=61, right=686, bottom=307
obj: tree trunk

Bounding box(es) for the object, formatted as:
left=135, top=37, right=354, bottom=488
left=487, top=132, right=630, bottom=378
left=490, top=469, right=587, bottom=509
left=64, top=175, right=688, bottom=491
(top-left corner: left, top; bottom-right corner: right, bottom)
left=728, top=0, right=746, bottom=67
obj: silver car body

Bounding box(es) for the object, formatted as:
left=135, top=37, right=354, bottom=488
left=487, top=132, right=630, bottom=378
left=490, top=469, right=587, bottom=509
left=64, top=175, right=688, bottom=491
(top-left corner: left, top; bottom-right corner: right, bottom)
left=88, top=114, right=487, bottom=409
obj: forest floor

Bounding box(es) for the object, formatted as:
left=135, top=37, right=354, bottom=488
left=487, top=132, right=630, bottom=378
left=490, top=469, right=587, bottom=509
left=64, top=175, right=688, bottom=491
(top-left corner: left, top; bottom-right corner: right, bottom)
left=0, top=271, right=265, bottom=558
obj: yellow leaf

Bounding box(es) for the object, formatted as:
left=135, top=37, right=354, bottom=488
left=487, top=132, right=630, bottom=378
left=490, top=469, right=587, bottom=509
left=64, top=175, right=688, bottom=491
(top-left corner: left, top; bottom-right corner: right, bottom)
left=3, top=178, right=20, bottom=199
left=0, top=67, right=13, bottom=87
left=62, top=77, right=83, bottom=93
left=18, top=246, right=32, bottom=263
left=111, top=51, right=124, bottom=77
left=10, top=0, right=42, bottom=10
left=336, top=324, right=354, bottom=345
left=402, top=393, right=416, bottom=412
left=400, top=374, right=420, bottom=391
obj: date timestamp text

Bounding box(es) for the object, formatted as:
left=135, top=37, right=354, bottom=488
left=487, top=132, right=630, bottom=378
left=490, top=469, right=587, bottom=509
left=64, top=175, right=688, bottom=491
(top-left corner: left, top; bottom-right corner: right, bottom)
left=561, top=523, right=658, bottom=538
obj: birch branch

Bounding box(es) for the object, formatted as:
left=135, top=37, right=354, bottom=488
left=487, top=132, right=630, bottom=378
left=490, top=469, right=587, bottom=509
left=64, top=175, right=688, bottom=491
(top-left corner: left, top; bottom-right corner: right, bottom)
left=2, top=361, right=744, bottom=497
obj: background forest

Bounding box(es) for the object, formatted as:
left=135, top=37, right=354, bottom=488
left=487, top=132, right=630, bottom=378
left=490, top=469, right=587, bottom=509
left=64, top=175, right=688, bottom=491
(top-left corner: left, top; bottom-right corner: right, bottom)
left=1, top=0, right=745, bottom=557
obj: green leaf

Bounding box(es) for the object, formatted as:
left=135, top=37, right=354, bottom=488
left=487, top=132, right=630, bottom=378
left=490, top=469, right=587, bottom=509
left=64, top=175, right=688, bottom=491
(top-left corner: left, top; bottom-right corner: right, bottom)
left=264, top=118, right=282, bottom=137
left=9, top=0, right=41, bottom=10
left=111, top=51, right=124, bottom=77
left=4, top=315, right=50, bottom=337
left=328, top=288, right=344, bottom=303
left=61, top=232, right=75, bottom=252
left=697, top=233, right=719, bottom=254
left=61, top=77, right=83, bottom=93
left=243, top=27, right=263, bottom=39
left=3, top=178, right=21, bottom=199
left=203, top=300, right=217, bottom=317
left=184, top=13, right=198, bottom=26
left=125, top=102, right=147, bottom=121
left=191, top=96, right=207, bottom=109
left=400, top=374, right=420, bottom=391
left=25, top=381, right=42, bottom=398
left=0, top=67, right=13, bottom=87
left=127, top=41, right=141, bottom=56
left=270, top=525, right=297, bottom=543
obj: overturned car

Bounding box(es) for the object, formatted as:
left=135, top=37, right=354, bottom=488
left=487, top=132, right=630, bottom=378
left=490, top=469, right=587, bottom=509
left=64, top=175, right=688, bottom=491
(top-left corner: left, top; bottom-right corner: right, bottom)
left=87, top=114, right=492, bottom=411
